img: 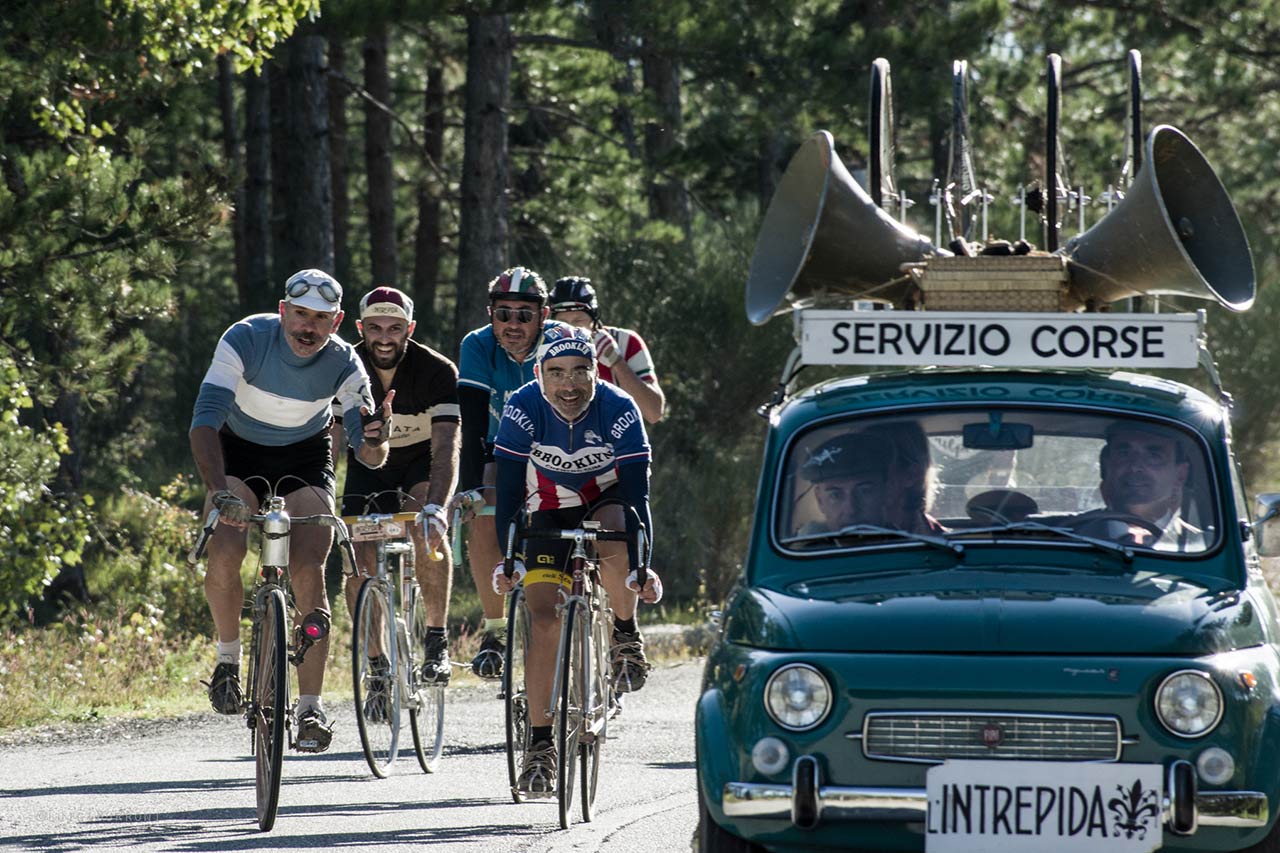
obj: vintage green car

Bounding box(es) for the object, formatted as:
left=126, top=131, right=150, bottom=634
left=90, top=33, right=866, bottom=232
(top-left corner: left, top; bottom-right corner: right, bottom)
left=696, top=363, right=1280, bottom=852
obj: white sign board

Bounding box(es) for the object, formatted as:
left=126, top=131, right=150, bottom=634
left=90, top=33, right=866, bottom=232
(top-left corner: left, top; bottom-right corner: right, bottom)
left=800, top=310, right=1201, bottom=369
left=925, top=760, right=1163, bottom=853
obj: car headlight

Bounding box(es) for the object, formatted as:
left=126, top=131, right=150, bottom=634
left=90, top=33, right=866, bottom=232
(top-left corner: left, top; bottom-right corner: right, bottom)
left=764, top=664, right=832, bottom=731
left=1155, top=670, right=1223, bottom=737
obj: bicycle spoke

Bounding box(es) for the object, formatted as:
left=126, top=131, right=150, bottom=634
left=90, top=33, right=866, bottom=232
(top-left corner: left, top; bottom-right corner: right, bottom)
left=352, top=579, right=400, bottom=776
left=407, top=580, right=445, bottom=773
left=504, top=587, right=531, bottom=803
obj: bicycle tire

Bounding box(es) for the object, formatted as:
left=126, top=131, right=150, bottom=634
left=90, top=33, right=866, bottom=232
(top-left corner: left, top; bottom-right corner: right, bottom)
left=406, top=580, right=445, bottom=773
left=253, top=587, right=287, bottom=832
left=504, top=586, right=531, bottom=803
left=557, top=599, right=586, bottom=829
left=352, top=578, right=400, bottom=776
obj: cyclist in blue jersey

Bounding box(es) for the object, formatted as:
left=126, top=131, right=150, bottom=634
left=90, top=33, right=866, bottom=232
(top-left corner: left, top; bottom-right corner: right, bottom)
left=190, top=269, right=393, bottom=752
left=492, top=324, right=662, bottom=796
left=451, top=267, right=565, bottom=679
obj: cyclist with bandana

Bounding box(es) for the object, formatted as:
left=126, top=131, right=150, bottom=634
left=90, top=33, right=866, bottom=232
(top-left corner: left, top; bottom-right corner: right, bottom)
left=492, top=324, right=661, bottom=796
left=548, top=276, right=665, bottom=424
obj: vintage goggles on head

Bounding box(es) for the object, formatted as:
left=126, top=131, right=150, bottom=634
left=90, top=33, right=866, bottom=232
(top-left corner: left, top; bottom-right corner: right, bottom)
left=286, top=277, right=342, bottom=304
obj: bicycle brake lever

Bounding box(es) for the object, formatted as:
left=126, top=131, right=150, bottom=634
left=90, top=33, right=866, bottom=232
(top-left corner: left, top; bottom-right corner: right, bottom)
left=187, top=508, right=221, bottom=565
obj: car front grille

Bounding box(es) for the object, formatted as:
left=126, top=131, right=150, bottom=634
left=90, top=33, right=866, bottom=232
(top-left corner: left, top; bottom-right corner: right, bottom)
left=861, top=712, right=1122, bottom=763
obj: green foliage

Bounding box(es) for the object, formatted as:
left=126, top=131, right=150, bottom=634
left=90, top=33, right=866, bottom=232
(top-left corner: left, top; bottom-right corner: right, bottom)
left=83, top=476, right=212, bottom=634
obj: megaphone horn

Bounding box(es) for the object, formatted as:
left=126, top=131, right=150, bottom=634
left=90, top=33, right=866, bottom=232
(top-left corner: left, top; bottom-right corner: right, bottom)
left=745, top=131, right=940, bottom=325
left=1062, top=124, right=1255, bottom=311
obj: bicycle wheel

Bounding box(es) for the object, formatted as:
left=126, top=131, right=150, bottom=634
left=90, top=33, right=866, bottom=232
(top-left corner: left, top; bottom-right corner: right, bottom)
left=352, top=577, right=400, bottom=776
left=503, top=586, right=531, bottom=802
left=252, top=587, right=288, bottom=832
left=581, top=589, right=611, bottom=821
left=406, top=580, right=445, bottom=773
left=557, top=599, right=587, bottom=829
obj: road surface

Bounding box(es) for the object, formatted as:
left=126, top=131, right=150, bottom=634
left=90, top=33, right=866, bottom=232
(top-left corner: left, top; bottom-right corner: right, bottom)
left=0, top=658, right=704, bottom=852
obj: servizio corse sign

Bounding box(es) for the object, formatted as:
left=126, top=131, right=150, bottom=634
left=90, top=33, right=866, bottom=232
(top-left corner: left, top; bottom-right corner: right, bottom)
left=799, top=310, right=1202, bottom=369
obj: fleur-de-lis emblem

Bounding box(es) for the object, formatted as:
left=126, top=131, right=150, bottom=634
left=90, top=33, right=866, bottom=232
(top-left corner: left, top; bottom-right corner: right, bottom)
left=1109, top=779, right=1160, bottom=839
left=803, top=445, right=843, bottom=470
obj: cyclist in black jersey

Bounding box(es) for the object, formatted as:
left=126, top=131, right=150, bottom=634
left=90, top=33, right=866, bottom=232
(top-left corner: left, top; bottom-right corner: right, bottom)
left=333, top=287, right=460, bottom=689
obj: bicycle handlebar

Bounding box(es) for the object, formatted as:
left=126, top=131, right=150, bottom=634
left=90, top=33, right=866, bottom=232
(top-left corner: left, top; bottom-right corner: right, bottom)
left=502, top=520, right=649, bottom=591
left=187, top=507, right=357, bottom=577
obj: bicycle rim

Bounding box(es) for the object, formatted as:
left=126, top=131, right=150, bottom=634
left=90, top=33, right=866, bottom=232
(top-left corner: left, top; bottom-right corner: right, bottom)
left=504, top=587, right=531, bottom=803
left=254, top=588, right=287, bottom=831
left=352, top=578, right=400, bottom=776
left=582, top=595, right=610, bottom=821
left=406, top=581, right=445, bottom=773
left=557, top=600, right=585, bottom=829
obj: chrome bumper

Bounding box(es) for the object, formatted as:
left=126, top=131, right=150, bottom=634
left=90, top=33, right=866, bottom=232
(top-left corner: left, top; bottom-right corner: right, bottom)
left=722, top=782, right=1269, bottom=828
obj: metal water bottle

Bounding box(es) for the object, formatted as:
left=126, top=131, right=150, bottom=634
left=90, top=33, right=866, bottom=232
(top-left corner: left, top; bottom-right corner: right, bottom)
left=261, top=496, right=291, bottom=568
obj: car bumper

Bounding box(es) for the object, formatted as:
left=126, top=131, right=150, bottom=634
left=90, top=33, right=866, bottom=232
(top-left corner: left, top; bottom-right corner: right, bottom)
left=723, top=781, right=1268, bottom=828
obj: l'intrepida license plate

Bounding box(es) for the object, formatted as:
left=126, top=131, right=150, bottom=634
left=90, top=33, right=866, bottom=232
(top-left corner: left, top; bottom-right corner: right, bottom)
left=925, top=760, right=1163, bottom=853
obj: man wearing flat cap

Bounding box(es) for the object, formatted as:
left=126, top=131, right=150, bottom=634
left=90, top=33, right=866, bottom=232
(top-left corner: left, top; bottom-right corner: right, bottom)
left=334, top=286, right=461, bottom=700
left=799, top=432, right=897, bottom=532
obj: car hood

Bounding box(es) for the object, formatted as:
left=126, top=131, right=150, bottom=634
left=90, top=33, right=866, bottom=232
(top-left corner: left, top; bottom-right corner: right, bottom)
left=724, top=568, right=1262, bottom=655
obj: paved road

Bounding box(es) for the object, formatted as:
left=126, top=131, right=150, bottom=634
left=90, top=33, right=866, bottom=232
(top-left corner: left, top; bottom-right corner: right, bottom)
left=0, top=658, right=704, bottom=852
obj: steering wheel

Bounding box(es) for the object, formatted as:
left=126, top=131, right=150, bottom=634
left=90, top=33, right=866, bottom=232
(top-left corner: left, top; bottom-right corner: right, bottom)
left=1067, top=511, right=1164, bottom=544
left=966, top=489, right=1038, bottom=525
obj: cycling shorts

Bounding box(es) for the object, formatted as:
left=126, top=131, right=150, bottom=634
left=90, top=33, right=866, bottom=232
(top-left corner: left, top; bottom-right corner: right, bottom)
left=340, top=449, right=431, bottom=516
left=220, top=427, right=335, bottom=506
left=522, top=487, right=621, bottom=588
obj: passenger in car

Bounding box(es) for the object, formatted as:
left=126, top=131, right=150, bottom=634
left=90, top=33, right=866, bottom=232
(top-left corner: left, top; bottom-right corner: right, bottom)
left=796, top=432, right=896, bottom=533
left=865, top=421, right=946, bottom=535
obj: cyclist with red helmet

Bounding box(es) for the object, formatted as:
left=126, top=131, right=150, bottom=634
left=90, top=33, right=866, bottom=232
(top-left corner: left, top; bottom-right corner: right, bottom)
left=492, top=324, right=661, bottom=795
left=549, top=276, right=665, bottom=424
left=452, top=267, right=565, bottom=679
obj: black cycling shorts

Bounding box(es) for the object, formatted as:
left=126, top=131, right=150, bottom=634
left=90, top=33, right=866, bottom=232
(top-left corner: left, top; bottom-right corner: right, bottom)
left=220, top=427, right=335, bottom=506
left=522, top=487, right=621, bottom=588
left=340, top=449, right=431, bottom=516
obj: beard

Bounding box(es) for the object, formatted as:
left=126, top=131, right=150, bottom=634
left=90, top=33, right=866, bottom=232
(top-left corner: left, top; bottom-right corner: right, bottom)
left=367, top=338, right=408, bottom=369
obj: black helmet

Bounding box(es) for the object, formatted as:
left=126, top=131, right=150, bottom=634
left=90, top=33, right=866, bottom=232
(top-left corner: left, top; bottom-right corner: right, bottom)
left=550, top=276, right=599, bottom=322
left=487, top=266, right=548, bottom=304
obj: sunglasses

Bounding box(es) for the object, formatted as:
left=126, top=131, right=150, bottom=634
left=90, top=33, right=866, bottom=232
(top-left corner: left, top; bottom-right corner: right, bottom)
left=286, top=278, right=341, bottom=304
left=490, top=306, right=538, bottom=323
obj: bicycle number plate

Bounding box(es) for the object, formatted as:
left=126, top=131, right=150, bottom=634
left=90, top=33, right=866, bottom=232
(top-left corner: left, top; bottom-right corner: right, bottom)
left=349, top=519, right=405, bottom=541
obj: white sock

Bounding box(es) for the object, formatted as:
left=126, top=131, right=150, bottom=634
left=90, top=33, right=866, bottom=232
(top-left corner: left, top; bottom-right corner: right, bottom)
left=297, top=694, right=323, bottom=716
left=216, top=640, right=241, bottom=664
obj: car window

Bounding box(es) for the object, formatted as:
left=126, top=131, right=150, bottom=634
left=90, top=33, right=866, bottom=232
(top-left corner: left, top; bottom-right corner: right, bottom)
left=777, top=408, right=1219, bottom=555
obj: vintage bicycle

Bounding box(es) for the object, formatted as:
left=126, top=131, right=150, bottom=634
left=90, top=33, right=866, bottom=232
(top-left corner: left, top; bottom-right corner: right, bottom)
left=342, top=492, right=447, bottom=777
left=500, top=505, right=648, bottom=829
left=188, top=484, right=356, bottom=832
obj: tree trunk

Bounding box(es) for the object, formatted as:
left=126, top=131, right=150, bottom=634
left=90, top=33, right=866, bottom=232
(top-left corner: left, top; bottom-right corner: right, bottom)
left=454, top=13, right=512, bottom=346
left=244, top=66, right=271, bottom=312
left=283, top=26, right=334, bottom=277
left=641, top=45, right=690, bottom=236
left=329, top=36, right=352, bottom=288
left=216, top=54, right=248, bottom=309
left=413, top=65, right=445, bottom=333
left=268, top=57, right=289, bottom=290
left=364, top=24, right=397, bottom=288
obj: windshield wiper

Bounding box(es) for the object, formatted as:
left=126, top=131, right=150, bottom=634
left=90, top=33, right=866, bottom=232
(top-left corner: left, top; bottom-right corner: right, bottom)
left=780, top=524, right=964, bottom=556
left=952, top=521, right=1135, bottom=563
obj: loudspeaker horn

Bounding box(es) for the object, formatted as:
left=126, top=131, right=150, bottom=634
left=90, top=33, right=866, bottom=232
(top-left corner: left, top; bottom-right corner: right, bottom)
left=745, top=131, right=940, bottom=325
left=1062, top=124, right=1255, bottom=311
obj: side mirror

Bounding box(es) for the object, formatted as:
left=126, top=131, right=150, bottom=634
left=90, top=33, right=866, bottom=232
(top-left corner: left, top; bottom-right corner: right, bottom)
left=1253, top=494, right=1280, bottom=557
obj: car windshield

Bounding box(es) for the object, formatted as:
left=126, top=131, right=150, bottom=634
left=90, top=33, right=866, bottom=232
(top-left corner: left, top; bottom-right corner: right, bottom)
left=776, top=408, right=1219, bottom=556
